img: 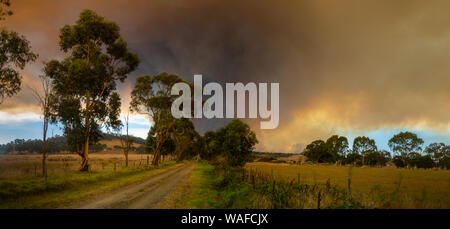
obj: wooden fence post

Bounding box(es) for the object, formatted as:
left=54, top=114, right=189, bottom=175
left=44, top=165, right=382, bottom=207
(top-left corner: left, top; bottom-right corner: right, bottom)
left=252, top=173, right=255, bottom=190
left=317, top=191, right=321, bottom=209
left=347, top=178, right=351, bottom=196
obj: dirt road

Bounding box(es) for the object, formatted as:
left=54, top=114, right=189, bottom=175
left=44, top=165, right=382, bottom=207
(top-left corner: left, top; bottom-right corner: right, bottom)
left=74, top=163, right=196, bottom=209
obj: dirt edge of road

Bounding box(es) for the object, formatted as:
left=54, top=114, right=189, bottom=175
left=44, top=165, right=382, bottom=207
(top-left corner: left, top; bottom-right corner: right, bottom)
left=73, top=162, right=196, bottom=209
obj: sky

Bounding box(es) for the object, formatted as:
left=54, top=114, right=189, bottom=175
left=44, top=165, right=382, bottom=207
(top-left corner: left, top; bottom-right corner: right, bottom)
left=0, top=0, right=449, bottom=152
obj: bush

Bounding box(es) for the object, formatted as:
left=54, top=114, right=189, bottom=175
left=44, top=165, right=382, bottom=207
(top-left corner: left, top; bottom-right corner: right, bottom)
left=408, top=153, right=435, bottom=169
left=210, top=119, right=258, bottom=167
left=343, top=153, right=362, bottom=166
left=393, top=156, right=407, bottom=168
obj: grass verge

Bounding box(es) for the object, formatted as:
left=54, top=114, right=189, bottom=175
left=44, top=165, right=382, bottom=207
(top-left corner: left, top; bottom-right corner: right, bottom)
left=0, top=161, right=182, bottom=208
left=175, top=161, right=255, bottom=209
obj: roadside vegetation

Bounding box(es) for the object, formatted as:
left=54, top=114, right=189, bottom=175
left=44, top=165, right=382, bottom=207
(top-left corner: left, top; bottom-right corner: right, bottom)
left=177, top=161, right=449, bottom=209
left=0, top=161, right=181, bottom=208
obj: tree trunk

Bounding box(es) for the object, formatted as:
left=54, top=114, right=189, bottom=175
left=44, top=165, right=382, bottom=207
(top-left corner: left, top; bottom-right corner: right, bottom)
left=80, top=91, right=91, bottom=172
left=152, top=142, right=161, bottom=166
left=125, top=118, right=129, bottom=167
left=176, top=146, right=184, bottom=162
left=152, top=125, right=164, bottom=166
left=176, top=150, right=182, bottom=162
left=42, top=118, right=48, bottom=182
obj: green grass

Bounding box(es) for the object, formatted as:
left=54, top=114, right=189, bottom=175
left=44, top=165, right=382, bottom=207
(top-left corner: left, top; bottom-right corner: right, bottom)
left=181, top=161, right=220, bottom=208
left=0, top=161, right=182, bottom=209
left=181, top=162, right=256, bottom=209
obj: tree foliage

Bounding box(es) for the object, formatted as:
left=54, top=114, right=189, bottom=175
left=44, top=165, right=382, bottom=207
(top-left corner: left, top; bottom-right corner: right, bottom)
left=216, top=119, right=258, bottom=167
left=352, top=136, right=377, bottom=165
left=171, top=118, right=198, bottom=161
left=0, top=6, right=37, bottom=103
left=303, top=140, right=330, bottom=163
left=388, top=131, right=424, bottom=167
left=202, top=130, right=221, bottom=160
left=424, top=142, right=450, bottom=167
left=0, top=0, right=13, bottom=20
left=197, top=119, right=258, bottom=167
left=303, top=135, right=349, bottom=163
left=131, top=72, right=186, bottom=165
left=326, top=135, right=349, bottom=159
left=365, top=150, right=391, bottom=166
left=46, top=9, right=139, bottom=171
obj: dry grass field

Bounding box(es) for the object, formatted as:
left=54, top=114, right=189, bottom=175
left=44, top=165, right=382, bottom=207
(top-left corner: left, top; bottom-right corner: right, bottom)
left=0, top=139, right=155, bottom=179
left=0, top=153, right=175, bottom=179
left=246, top=162, right=450, bottom=208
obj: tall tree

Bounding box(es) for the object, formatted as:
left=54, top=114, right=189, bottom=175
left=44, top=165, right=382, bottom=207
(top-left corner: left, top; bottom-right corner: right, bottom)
left=424, top=143, right=449, bottom=166
left=303, top=140, right=332, bottom=163
left=130, top=72, right=185, bottom=166
left=45, top=9, right=139, bottom=171
left=388, top=131, right=424, bottom=167
left=326, top=135, right=349, bottom=160
left=29, top=75, right=56, bottom=182
left=352, top=136, right=377, bottom=165
left=0, top=0, right=37, bottom=104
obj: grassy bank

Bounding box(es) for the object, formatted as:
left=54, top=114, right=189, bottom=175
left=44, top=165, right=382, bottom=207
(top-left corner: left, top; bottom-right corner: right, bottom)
left=0, top=161, right=182, bottom=208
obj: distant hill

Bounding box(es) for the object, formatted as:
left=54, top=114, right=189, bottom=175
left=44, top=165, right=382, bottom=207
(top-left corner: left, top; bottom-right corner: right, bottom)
left=0, top=133, right=146, bottom=154
left=254, top=152, right=300, bottom=157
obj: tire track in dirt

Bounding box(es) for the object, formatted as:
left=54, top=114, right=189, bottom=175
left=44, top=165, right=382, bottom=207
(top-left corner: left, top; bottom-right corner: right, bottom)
left=75, top=163, right=196, bottom=209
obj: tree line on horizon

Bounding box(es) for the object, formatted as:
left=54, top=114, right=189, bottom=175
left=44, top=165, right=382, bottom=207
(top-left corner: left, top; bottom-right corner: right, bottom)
left=0, top=133, right=147, bottom=155
left=302, top=131, right=450, bottom=169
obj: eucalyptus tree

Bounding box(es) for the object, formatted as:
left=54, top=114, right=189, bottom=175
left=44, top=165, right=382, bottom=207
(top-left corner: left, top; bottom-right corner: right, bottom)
left=131, top=72, right=186, bottom=166
left=45, top=9, right=139, bottom=171
left=424, top=142, right=449, bottom=166
left=326, top=135, right=349, bottom=161
left=352, top=136, right=377, bottom=165
left=388, top=131, right=424, bottom=167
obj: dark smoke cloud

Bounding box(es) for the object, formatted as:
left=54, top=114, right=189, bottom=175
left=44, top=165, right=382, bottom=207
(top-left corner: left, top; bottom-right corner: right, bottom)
left=2, top=0, right=450, bottom=152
